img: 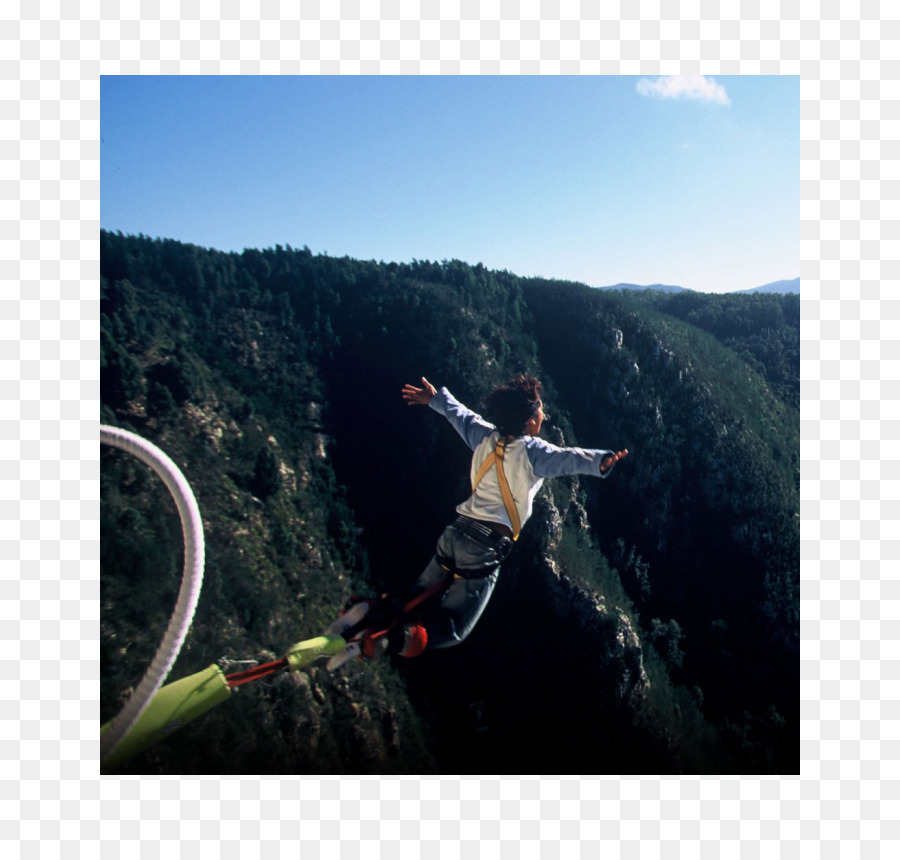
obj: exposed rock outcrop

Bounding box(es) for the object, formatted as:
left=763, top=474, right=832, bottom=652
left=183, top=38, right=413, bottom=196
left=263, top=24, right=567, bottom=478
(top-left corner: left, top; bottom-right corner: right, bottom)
left=523, top=494, right=649, bottom=709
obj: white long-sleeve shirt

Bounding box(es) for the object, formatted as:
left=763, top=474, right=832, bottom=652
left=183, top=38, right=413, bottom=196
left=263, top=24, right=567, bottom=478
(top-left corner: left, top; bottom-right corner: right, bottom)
left=428, top=387, right=617, bottom=534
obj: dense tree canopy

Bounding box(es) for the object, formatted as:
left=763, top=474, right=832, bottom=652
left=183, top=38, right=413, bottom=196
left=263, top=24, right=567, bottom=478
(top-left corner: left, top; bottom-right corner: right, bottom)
left=100, top=231, right=798, bottom=774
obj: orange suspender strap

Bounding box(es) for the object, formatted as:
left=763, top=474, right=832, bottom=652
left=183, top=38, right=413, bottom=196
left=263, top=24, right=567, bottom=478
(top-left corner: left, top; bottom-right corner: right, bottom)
left=471, top=436, right=521, bottom=540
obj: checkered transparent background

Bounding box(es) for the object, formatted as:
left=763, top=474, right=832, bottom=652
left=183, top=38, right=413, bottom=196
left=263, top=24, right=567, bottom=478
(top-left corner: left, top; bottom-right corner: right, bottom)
left=2, top=0, right=895, bottom=857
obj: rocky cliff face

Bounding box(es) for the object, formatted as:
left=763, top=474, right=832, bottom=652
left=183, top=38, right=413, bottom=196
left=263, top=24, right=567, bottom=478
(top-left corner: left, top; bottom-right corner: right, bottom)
left=526, top=493, right=649, bottom=709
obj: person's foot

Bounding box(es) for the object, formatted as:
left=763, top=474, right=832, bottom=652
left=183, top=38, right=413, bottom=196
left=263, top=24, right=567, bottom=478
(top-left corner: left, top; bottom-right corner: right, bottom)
left=325, top=639, right=362, bottom=670
left=325, top=628, right=388, bottom=670
left=324, top=599, right=374, bottom=637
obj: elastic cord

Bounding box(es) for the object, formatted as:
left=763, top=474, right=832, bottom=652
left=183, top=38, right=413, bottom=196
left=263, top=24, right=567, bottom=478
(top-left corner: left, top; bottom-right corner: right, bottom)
left=99, top=425, right=205, bottom=766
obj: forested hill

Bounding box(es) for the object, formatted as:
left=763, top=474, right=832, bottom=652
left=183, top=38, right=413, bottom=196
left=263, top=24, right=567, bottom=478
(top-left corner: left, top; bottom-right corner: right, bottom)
left=100, top=231, right=799, bottom=775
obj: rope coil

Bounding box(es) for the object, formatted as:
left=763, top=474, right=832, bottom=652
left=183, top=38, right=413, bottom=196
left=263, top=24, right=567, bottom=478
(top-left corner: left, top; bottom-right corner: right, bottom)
left=100, top=425, right=205, bottom=766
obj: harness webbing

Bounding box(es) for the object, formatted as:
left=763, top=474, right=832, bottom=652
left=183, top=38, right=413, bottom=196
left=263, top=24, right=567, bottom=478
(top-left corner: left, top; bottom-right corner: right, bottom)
left=224, top=657, right=288, bottom=687
left=471, top=435, right=521, bottom=540
left=364, top=576, right=451, bottom=644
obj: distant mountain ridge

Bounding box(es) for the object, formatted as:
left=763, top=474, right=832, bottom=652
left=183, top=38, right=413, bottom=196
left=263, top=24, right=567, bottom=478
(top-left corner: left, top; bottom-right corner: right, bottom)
left=601, top=277, right=799, bottom=295
left=735, top=278, right=800, bottom=294
left=602, top=282, right=690, bottom=294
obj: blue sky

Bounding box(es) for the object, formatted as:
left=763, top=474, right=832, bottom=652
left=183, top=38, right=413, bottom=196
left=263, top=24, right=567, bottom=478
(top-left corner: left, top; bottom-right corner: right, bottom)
left=101, top=75, right=798, bottom=294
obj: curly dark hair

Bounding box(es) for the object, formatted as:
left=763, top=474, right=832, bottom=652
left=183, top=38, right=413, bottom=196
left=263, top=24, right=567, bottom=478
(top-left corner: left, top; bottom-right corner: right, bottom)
left=482, top=374, right=543, bottom=436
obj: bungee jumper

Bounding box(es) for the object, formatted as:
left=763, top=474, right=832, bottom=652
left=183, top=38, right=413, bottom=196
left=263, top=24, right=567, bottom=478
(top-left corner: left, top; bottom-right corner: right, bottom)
left=99, top=377, right=626, bottom=770
left=324, top=374, right=628, bottom=669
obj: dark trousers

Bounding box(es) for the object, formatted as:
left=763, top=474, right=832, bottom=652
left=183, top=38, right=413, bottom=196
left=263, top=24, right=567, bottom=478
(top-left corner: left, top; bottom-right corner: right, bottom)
left=411, top=517, right=511, bottom=649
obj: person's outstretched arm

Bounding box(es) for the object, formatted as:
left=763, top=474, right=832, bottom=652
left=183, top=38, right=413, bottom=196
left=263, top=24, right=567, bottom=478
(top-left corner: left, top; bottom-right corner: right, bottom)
left=525, top=436, right=628, bottom=479
left=402, top=377, right=495, bottom=452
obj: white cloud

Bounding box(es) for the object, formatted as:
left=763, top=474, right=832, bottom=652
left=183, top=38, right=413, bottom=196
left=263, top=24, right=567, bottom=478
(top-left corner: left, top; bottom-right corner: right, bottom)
left=636, top=75, right=730, bottom=106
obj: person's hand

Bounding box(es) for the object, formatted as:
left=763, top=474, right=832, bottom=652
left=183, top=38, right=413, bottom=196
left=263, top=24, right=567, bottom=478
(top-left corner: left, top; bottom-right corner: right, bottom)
left=402, top=377, right=437, bottom=406
left=600, top=449, right=628, bottom=473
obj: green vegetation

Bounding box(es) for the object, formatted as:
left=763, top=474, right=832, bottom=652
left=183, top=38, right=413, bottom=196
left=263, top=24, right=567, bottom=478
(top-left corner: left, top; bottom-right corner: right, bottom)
left=100, top=231, right=798, bottom=774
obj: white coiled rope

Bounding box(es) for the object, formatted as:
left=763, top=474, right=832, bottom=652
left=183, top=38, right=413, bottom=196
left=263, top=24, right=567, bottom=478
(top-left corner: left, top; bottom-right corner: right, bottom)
left=99, top=425, right=205, bottom=765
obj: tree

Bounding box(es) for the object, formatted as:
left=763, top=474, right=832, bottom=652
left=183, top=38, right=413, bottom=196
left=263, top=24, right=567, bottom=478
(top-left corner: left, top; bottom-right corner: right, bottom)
left=251, top=445, right=281, bottom=499
left=648, top=618, right=686, bottom=671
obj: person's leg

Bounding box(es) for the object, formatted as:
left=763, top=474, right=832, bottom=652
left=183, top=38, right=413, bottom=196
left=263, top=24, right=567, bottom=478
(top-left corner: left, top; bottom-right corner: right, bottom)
left=417, top=525, right=500, bottom=649
left=326, top=523, right=503, bottom=666
left=423, top=571, right=497, bottom=648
